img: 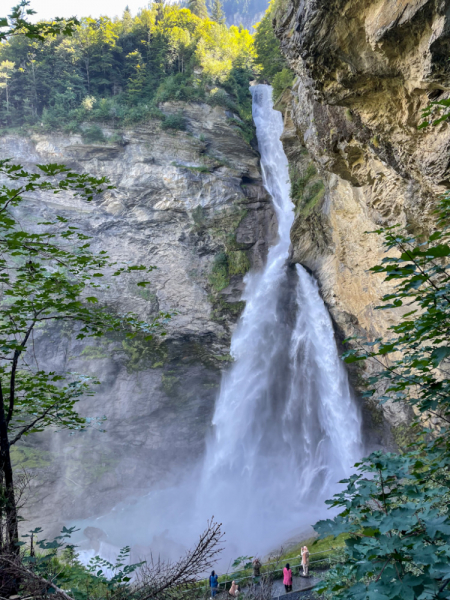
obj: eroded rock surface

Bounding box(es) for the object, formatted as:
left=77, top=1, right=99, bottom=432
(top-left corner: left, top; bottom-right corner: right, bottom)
left=274, top=0, right=450, bottom=444
left=0, top=102, right=275, bottom=532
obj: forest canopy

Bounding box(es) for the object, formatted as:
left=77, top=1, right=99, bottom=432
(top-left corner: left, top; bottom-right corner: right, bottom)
left=0, top=2, right=258, bottom=131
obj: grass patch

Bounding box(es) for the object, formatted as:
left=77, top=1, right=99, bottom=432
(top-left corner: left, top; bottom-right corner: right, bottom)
left=281, top=533, right=348, bottom=567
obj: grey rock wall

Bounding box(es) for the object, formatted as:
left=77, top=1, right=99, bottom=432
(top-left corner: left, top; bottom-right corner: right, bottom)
left=1, top=101, right=276, bottom=533
left=274, top=0, right=450, bottom=446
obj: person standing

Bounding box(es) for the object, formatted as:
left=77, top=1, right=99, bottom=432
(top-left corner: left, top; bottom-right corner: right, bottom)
left=301, top=546, right=310, bottom=576
left=283, top=563, right=293, bottom=593
left=229, top=580, right=239, bottom=596
left=253, top=558, right=261, bottom=581
left=210, top=570, right=219, bottom=598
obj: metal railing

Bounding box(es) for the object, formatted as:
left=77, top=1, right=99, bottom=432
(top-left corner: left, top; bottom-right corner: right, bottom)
left=206, top=546, right=341, bottom=594
left=177, top=546, right=341, bottom=598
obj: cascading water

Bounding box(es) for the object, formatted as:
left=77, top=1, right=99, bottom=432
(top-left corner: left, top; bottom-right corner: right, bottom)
left=72, top=84, right=362, bottom=562
left=197, top=84, right=362, bottom=551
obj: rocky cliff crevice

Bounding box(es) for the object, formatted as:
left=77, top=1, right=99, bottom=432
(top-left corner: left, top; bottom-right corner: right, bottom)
left=0, top=102, right=276, bottom=532
left=274, top=0, right=450, bottom=446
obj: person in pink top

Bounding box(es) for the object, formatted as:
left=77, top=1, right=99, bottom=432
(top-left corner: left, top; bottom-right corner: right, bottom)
left=283, top=563, right=293, bottom=593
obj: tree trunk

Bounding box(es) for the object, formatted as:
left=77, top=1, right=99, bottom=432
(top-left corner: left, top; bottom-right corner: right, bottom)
left=0, top=381, right=19, bottom=554
left=30, top=61, right=38, bottom=118
left=85, top=58, right=90, bottom=94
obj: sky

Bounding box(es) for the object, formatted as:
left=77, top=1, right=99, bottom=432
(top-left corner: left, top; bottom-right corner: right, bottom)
left=26, top=0, right=154, bottom=21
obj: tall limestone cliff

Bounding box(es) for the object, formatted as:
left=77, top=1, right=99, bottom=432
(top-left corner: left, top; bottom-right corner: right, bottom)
left=274, top=0, right=450, bottom=445
left=0, top=102, right=276, bottom=533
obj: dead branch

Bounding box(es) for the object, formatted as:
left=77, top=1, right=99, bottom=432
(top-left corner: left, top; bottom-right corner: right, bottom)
left=132, top=519, right=223, bottom=600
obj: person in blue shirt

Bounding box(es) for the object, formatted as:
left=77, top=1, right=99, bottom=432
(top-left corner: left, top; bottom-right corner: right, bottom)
left=209, top=570, right=219, bottom=598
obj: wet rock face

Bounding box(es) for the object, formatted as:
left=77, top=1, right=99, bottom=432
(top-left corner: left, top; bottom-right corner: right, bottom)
left=1, top=102, right=276, bottom=532
left=275, top=0, right=450, bottom=443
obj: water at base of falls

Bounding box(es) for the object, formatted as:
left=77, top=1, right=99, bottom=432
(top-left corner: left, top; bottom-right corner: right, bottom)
left=72, top=84, right=362, bottom=563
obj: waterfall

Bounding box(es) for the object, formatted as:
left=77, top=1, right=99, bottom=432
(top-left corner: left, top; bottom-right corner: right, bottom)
left=72, top=84, right=362, bottom=562
left=198, top=84, right=362, bottom=551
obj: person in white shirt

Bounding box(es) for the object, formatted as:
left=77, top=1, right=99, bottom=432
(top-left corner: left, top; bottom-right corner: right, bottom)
left=301, top=546, right=310, bottom=576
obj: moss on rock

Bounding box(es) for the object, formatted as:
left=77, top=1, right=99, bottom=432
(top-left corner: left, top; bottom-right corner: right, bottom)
left=289, top=162, right=325, bottom=217
left=80, top=345, right=109, bottom=360
left=122, top=336, right=168, bottom=373
left=11, top=446, right=52, bottom=470
left=228, top=250, right=250, bottom=276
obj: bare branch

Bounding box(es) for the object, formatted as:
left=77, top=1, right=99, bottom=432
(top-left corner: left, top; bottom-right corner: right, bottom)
left=134, top=519, right=224, bottom=600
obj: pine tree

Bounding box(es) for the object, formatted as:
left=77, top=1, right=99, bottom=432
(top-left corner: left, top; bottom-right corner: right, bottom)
left=188, top=0, right=209, bottom=20
left=211, top=0, right=226, bottom=24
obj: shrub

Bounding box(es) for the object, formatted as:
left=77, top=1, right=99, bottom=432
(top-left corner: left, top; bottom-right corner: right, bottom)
left=81, top=125, right=106, bottom=144
left=228, top=250, right=250, bottom=276
left=290, top=163, right=316, bottom=203
left=154, top=74, right=206, bottom=104
left=209, top=251, right=229, bottom=291
left=108, top=132, right=125, bottom=145
left=62, top=121, right=82, bottom=134
left=121, top=103, right=164, bottom=124
left=207, top=88, right=239, bottom=113
left=272, top=68, right=295, bottom=101
left=161, top=112, right=187, bottom=131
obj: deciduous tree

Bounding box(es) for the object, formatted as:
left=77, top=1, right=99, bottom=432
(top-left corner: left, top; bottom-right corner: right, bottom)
left=0, top=160, right=166, bottom=553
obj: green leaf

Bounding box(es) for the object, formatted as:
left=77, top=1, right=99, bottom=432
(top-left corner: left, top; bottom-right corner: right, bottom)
left=431, top=346, right=450, bottom=366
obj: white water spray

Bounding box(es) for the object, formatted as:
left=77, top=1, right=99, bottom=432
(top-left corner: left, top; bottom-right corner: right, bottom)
left=197, top=84, right=362, bottom=551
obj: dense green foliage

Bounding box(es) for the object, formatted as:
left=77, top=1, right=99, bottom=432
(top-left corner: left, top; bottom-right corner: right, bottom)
left=253, top=0, right=293, bottom=99
left=253, top=3, right=285, bottom=80
left=16, top=527, right=141, bottom=599
left=0, top=3, right=256, bottom=132
left=315, top=189, right=450, bottom=600
left=272, top=67, right=294, bottom=100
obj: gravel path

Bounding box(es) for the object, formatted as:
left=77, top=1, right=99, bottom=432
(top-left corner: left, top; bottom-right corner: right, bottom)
left=271, top=575, right=319, bottom=599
